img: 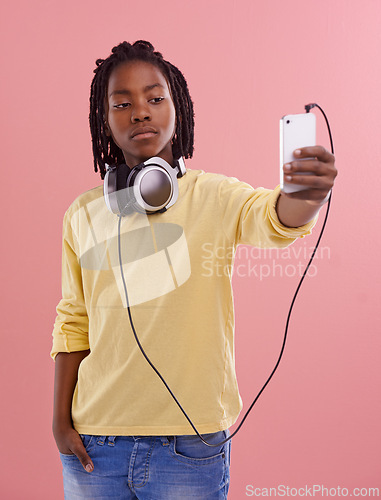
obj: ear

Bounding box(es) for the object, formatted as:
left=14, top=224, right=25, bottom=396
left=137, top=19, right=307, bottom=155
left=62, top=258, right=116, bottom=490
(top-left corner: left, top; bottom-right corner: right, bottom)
left=104, top=117, right=111, bottom=137
left=172, top=115, right=181, bottom=140
left=103, top=98, right=111, bottom=137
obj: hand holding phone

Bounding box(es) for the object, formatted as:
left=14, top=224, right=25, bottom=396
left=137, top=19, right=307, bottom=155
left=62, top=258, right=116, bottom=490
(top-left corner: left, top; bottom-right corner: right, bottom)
left=280, top=113, right=316, bottom=193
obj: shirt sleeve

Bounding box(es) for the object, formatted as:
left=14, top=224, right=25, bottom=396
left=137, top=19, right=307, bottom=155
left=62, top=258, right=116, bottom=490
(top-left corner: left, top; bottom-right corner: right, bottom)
left=50, top=208, right=90, bottom=360
left=218, top=177, right=318, bottom=248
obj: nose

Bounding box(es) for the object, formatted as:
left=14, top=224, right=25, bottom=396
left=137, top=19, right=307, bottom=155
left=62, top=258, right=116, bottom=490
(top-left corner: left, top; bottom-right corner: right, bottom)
left=131, top=102, right=151, bottom=123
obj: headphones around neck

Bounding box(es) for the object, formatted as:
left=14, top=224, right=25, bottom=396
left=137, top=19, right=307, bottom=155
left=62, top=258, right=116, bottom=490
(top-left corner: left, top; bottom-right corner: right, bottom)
left=104, top=156, right=186, bottom=216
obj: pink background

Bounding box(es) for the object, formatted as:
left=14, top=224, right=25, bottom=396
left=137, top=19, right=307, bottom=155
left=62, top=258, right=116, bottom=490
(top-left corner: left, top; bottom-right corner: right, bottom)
left=1, top=0, right=380, bottom=498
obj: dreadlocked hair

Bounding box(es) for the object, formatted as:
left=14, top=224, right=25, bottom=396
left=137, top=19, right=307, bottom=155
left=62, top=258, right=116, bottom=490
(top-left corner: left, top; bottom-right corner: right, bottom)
left=89, top=40, right=195, bottom=179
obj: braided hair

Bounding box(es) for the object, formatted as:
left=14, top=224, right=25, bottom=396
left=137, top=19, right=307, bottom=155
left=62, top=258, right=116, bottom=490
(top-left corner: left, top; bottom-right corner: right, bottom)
left=89, top=40, right=195, bottom=179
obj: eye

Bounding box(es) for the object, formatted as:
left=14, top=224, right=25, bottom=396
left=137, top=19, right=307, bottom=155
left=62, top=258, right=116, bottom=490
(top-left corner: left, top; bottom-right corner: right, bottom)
left=149, top=97, right=164, bottom=104
left=113, top=102, right=131, bottom=109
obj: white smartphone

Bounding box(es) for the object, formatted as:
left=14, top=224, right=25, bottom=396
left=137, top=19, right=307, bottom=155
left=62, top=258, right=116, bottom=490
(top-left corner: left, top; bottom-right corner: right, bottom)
left=280, top=113, right=316, bottom=193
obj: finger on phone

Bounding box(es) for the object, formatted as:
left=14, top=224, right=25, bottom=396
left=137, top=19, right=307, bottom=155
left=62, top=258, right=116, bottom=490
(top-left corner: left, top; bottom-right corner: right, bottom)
left=294, top=146, right=331, bottom=161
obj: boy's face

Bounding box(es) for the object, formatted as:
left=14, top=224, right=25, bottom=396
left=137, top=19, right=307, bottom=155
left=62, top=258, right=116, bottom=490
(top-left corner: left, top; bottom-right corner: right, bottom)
left=105, top=60, right=176, bottom=168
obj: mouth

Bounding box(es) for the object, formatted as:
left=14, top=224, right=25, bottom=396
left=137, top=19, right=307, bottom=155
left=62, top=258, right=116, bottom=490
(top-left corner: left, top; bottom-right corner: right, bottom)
left=132, top=132, right=157, bottom=141
left=131, top=127, right=158, bottom=139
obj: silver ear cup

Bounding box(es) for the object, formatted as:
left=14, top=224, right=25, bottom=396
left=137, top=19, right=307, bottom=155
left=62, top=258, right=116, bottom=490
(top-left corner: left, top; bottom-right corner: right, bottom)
left=104, top=165, right=134, bottom=215
left=103, top=157, right=186, bottom=216
left=104, top=167, right=120, bottom=214
left=129, top=166, right=173, bottom=213
left=134, top=156, right=183, bottom=212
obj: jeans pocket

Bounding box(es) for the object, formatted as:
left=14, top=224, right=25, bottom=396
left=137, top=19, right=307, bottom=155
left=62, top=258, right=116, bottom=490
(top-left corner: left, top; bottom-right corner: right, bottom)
left=59, top=435, right=94, bottom=459
left=79, top=434, right=95, bottom=453
left=171, top=430, right=229, bottom=465
left=59, top=451, right=76, bottom=458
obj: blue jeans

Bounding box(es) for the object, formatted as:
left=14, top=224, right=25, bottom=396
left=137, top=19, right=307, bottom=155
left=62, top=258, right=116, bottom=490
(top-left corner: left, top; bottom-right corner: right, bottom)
left=60, top=430, right=231, bottom=499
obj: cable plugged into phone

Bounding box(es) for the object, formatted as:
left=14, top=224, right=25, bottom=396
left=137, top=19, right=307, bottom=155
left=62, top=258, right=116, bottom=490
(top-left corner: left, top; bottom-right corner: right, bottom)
left=117, top=103, right=334, bottom=448
left=305, top=103, right=317, bottom=113
left=305, top=103, right=334, bottom=157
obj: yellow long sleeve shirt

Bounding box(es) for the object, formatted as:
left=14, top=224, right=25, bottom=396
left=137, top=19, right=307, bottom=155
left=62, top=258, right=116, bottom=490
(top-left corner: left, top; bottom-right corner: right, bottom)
left=51, top=168, right=317, bottom=436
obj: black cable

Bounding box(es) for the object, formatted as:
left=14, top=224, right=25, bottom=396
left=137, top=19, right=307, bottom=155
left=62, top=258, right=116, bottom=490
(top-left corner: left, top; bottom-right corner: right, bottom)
left=117, top=103, right=334, bottom=447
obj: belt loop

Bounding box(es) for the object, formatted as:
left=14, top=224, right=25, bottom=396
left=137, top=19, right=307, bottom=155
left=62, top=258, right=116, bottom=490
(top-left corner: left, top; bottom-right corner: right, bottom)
left=108, top=436, right=116, bottom=446
left=96, top=436, right=106, bottom=446
left=160, top=436, right=172, bottom=445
